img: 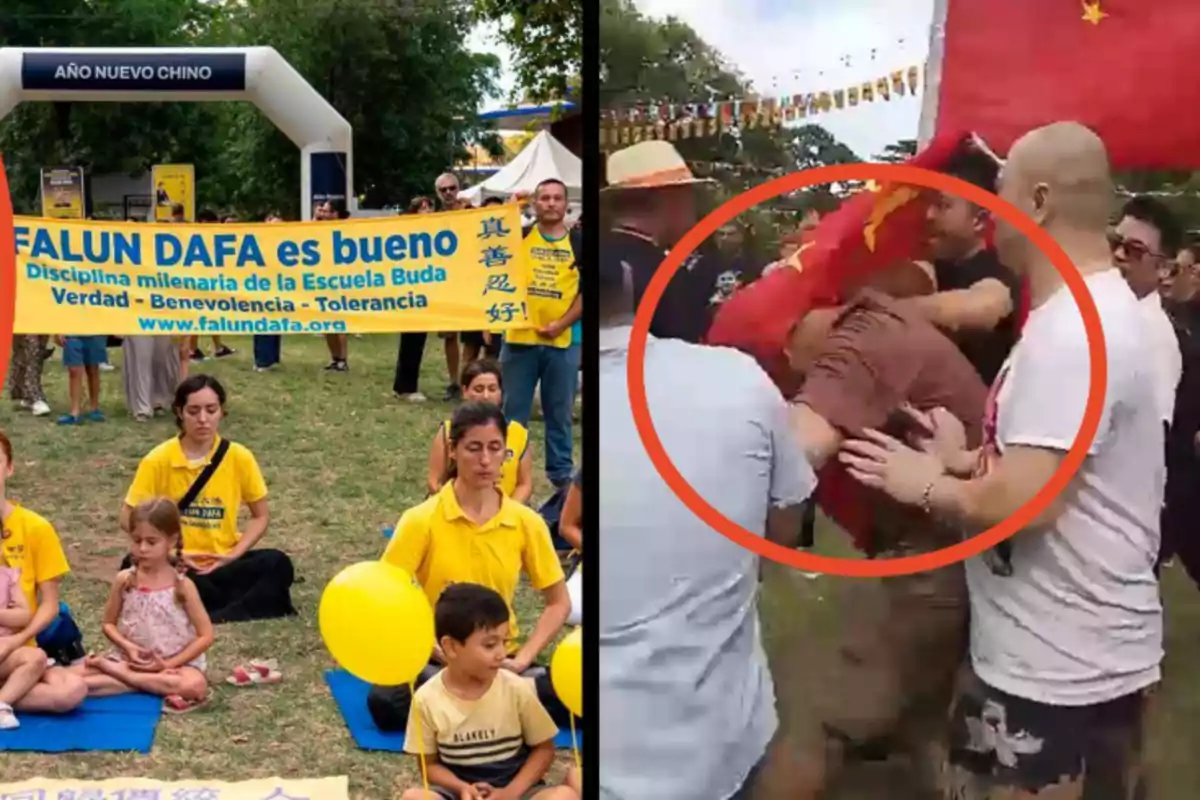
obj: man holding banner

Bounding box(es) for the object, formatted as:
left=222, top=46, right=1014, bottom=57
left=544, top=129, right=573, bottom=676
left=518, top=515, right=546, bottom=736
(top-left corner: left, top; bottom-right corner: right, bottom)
left=504, top=178, right=582, bottom=489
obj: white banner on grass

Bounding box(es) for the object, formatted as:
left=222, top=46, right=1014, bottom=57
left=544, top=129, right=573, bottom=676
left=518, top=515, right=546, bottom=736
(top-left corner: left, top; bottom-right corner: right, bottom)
left=0, top=776, right=349, bottom=800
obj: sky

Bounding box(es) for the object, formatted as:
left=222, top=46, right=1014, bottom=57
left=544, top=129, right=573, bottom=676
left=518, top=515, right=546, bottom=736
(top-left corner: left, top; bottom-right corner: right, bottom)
left=467, top=21, right=517, bottom=112
left=631, top=0, right=937, bottom=159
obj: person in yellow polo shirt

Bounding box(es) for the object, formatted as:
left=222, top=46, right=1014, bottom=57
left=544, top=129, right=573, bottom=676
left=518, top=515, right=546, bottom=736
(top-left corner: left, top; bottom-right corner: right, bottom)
left=502, top=178, right=582, bottom=489
left=0, top=431, right=88, bottom=728
left=120, top=375, right=295, bottom=624
left=368, top=402, right=572, bottom=733
left=425, top=359, right=533, bottom=504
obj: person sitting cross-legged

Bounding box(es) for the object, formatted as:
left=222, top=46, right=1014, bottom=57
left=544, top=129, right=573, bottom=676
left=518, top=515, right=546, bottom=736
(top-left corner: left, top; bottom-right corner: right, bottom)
left=118, top=375, right=296, bottom=624
left=398, top=583, right=578, bottom=800
left=369, top=402, right=572, bottom=732
left=0, top=431, right=88, bottom=729
left=76, top=498, right=213, bottom=713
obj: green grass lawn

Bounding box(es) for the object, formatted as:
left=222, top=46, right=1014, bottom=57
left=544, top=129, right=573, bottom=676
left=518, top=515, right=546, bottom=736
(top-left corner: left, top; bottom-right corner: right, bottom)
left=0, top=334, right=579, bottom=799
left=759, top=520, right=1200, bottom=799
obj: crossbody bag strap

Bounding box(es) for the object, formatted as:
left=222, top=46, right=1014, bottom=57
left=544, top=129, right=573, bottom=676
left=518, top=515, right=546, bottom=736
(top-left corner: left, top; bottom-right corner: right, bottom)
left=177, top=439, right=232, bottom=513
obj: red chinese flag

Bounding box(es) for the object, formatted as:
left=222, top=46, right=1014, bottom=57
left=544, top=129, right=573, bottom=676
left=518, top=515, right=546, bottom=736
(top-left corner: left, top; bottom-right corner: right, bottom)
left=932, top=0, right=1200, bottom=168
left=706, top=131, right=975, bottom=552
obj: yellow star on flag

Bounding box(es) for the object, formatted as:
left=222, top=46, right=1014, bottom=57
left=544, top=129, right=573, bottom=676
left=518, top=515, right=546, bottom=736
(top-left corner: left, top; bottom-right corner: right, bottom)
left=786, top=241, right=816, bottom=274
left=863, top=185, right=920, bottom=252
left=1082, top=1, right=1107, bottom=25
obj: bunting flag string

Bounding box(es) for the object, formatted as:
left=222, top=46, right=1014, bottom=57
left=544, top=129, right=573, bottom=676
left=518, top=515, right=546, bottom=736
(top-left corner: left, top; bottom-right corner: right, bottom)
left=600, top=63, right=924, bottom=151
left=685, top=161, right=877, bottom=199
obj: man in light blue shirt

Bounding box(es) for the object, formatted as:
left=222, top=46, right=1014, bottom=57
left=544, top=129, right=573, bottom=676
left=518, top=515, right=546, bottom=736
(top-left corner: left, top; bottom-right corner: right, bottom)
left=598, top=188, right=816, bottom=798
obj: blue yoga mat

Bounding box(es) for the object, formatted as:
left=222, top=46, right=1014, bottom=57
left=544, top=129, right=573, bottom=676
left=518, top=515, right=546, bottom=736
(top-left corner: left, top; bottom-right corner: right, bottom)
left=325, top=669, right=582, bottom=752
left=0, top=692, right=162, bottom=753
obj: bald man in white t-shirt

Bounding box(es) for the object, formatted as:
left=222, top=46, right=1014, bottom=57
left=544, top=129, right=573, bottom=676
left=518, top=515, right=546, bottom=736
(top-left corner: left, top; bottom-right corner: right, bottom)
left=840, top=123, right=1163, bottom=800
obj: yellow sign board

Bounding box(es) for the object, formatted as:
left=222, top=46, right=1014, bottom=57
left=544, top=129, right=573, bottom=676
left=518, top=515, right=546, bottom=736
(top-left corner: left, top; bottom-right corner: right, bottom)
left=40, top=167, right=86, bottom=220
left=14, top=206, right=531, bottom=336
left=152, top=163, right=196, bottom=222
left=0, top=776, right=349, bottom=799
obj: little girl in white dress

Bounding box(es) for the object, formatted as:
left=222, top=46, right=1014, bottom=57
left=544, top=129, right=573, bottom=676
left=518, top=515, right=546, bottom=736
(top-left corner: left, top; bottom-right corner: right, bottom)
left=77, top=498, right=214, bottom=713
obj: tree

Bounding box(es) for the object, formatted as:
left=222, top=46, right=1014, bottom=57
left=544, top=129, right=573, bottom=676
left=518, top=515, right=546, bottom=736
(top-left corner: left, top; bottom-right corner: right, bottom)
left=599, top=0, right=862, bottom=259
left=0, top=0, right=223, bottom=212
left=791, top=125, right=861, bottom=171
left=600, top=0, right=792, bottom=204
left=0, top=0, right=501, bottom=217
left=207, top=0, right=500, bottom=216
left=873, top=139, right=917, bottom=164
left=473, top=0, right=579, bottom=104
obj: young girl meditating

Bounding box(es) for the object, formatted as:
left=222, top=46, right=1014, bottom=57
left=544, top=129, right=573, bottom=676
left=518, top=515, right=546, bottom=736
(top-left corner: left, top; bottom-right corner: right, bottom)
left=79, top=498, right=214, bottom=712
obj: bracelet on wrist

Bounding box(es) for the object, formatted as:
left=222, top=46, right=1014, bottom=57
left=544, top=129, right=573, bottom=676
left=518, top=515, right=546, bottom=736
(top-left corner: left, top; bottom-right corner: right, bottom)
left=920, top=479, right=936, bottom=514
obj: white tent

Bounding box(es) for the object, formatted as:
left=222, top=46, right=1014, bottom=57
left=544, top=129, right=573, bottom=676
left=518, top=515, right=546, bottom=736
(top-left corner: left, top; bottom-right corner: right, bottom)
left=459, top=130, right=581, bottom=204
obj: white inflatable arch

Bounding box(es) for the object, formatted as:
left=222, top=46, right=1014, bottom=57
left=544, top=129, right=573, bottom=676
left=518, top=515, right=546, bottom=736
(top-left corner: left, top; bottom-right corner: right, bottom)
left=0, top=46, right=352, bottom=220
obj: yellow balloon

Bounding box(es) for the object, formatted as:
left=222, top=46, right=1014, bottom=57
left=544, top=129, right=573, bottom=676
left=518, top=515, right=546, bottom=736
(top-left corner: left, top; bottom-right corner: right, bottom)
left=550, top=627, right=583, bottom=718
left=319, top=561, right=434, bottom=686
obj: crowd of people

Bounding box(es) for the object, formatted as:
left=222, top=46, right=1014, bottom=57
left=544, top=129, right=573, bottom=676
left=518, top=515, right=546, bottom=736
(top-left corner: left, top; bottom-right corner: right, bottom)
left=599, top=123, right=1191, bottom=799
left=0, top=172, right=585, bottom=798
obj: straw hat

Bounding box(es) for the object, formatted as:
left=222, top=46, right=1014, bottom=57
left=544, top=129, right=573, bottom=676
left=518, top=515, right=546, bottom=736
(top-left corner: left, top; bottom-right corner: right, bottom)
left=603, top=140, right=714, bottom=191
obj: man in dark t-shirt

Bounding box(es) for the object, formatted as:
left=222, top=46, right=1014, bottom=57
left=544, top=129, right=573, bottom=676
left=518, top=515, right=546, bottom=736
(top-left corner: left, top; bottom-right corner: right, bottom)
left=600, top=227, right=729, bottom=344
left=894, top=157, right=1021, bottom=385
left=767, top=289, right=988, bottom=797
left=929, top=249, right=1021, bottom=385
left=1162, top=246, right=1200, bottom=585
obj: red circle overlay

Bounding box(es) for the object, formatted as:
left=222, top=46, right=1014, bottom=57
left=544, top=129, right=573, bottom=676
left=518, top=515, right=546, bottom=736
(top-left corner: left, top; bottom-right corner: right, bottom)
left=627, top=163, right=1107, bottom=578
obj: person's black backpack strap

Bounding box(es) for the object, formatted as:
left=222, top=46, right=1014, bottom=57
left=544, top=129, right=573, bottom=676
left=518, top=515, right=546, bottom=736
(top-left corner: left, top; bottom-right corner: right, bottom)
left=178, top=439, right=232, bottom=513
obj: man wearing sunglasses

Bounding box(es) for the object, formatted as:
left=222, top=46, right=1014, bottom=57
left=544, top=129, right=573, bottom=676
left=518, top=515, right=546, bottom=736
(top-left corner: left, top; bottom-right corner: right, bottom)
left=1114, top=198, right=1198, bottom=586
left=1111, top=196, right=1183, bottom=434
left=432, top=172, right=480, bottom=400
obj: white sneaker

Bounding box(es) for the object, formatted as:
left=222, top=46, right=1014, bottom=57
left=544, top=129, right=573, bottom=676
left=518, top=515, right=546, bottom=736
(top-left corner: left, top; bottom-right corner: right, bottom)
left=0, top=702, right=18, bottom=730
left=396, top=392, right=427, bottom=403
left=98, top=362, right=116, bottom=372
left=30, top=400, right=50, bottom=417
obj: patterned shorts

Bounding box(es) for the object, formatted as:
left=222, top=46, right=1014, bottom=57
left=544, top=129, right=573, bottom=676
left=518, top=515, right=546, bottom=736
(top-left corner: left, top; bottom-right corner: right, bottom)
left=944, top=666, right=1152, bottom=800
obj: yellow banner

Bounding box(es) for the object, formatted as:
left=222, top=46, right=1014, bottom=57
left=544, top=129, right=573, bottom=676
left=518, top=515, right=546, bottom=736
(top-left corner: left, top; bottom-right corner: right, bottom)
left=14, top=206, right=531, bottom=336
left=0, top=776, right=349, bottom=799
left=40, top=167, right=85, bottom=220
left=152, top=163, right=195, bottom=222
